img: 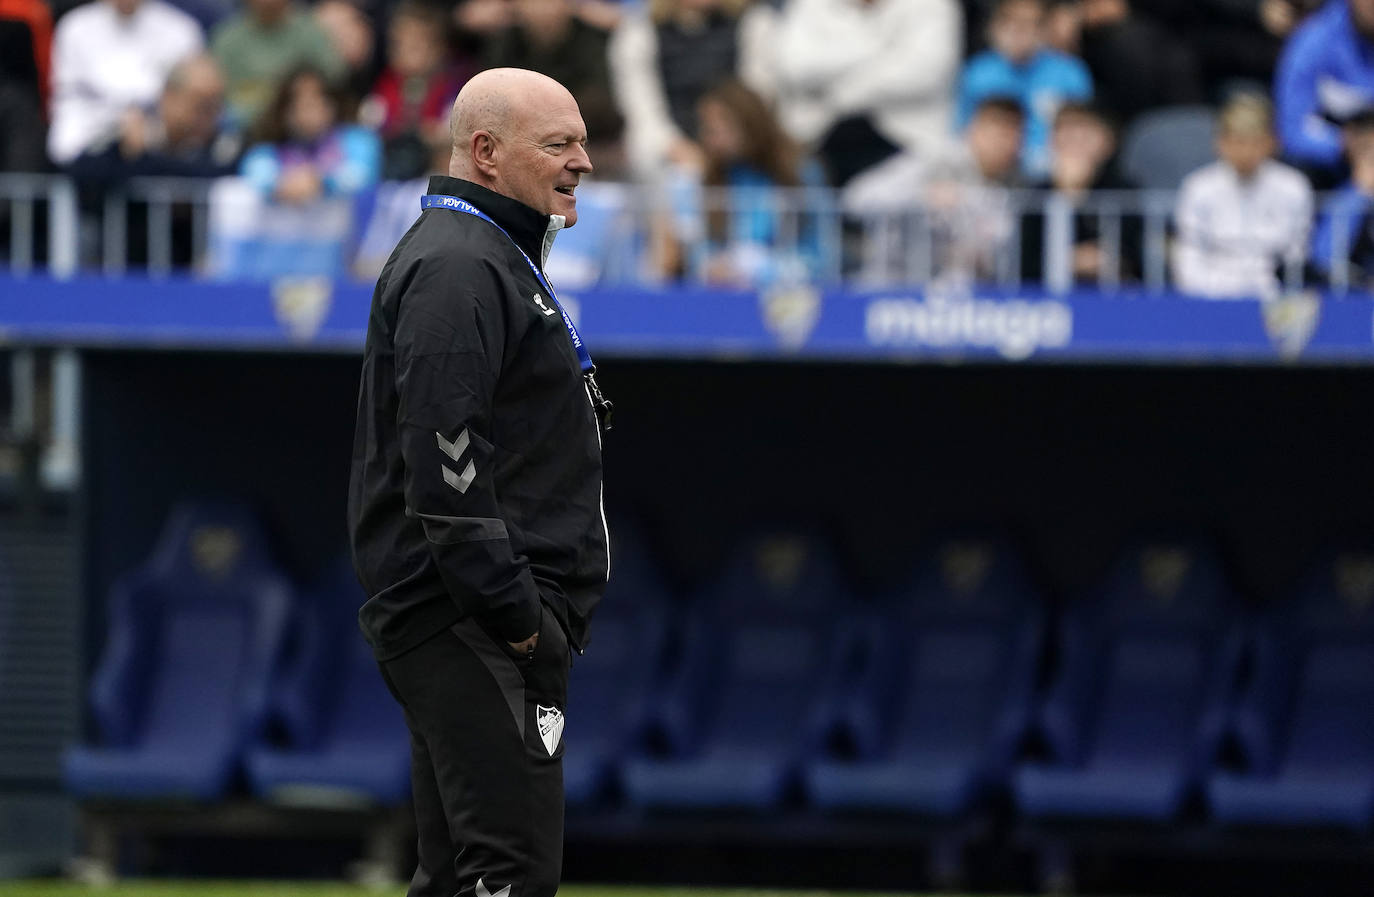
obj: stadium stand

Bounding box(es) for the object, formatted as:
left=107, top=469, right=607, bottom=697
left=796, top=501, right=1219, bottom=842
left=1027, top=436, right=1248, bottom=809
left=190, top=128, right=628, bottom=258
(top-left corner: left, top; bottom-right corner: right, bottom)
left=64, top=502, right=292, bottom=803
left=805, top=537, right=1042, bottom=818
left=12, top=0, right=1374, bottom=889
left=1117, top=104, right=1218, bottom=191
left=1013, top=542, right=1243, bottom=823
left=620, top=530, right=861, bottom=811
left=244, top=556, right=410, bottom=807
left=562, top=521, right=673, bottom=808
left=1208, top=548, right=1374, bottom=830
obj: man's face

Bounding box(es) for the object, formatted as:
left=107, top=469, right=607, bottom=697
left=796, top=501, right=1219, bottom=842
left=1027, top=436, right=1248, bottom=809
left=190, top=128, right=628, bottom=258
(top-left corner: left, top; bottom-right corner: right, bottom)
left=967, top=108, right=1024, bottom=181
left=162, top=63, right=225, bottom=147
left=990, top=0, right=1043, bottom=65
left=1053, top=112, right=1113, bottom=164
left=1217, top=130, right=1273, bottom=179
left=491, top=87, right=593, bottom=225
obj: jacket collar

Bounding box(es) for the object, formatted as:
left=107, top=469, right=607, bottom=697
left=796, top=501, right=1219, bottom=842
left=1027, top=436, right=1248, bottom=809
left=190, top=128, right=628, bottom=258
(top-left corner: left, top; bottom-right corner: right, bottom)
left=426, top=175, right=563, bottom=268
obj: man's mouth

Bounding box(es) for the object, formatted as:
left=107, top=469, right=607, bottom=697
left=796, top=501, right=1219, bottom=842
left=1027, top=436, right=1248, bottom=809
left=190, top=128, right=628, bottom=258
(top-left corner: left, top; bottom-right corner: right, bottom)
left=555, top=185, right=576, bottom=197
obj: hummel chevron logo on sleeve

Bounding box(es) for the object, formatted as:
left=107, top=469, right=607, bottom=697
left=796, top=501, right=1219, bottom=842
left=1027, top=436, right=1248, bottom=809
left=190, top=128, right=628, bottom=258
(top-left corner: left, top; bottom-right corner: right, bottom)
left=437, top=429, right=477, bottom=494
left=476, top=879, right=511, bottom=897
left=436, top=428, right=469, bottom=461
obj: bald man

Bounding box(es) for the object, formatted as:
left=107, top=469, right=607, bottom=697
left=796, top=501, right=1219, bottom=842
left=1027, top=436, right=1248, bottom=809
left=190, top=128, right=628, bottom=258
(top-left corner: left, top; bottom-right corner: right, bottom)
left=348, top=69, right=611, bottom=897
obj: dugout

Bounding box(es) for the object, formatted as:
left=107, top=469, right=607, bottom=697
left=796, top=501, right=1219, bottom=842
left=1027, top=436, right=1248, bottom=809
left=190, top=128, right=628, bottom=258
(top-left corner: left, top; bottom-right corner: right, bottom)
left=7, top=276, right=1374, bottom=891
left=62, top=349, right=1374, bottom=893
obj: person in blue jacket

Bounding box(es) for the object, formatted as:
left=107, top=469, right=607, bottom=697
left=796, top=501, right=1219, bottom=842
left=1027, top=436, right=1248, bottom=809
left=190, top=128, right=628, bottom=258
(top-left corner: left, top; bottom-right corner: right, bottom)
left=239, top=64, right=380, bottom=204
left=956, top=0, right=1092, bottom=178
left=1310, top=108, right=1374, bottom=287
left=1275, top=0, right=1374, bottom=184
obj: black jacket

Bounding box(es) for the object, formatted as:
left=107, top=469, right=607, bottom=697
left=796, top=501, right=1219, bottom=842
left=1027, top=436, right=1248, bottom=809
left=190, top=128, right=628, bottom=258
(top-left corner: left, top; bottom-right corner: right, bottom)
left=348, top=175, right=608, bottom=661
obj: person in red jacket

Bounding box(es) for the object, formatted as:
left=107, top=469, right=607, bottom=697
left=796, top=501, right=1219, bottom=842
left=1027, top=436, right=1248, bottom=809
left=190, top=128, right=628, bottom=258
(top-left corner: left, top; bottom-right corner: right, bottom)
left=362, top=0, right=475, bottom=180
left=0, top=0, right=52, bottom=170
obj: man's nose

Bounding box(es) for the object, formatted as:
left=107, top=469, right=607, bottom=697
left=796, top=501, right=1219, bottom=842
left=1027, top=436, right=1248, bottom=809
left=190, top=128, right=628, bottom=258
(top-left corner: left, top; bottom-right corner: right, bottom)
left=568, top=143, right=593, bottom=174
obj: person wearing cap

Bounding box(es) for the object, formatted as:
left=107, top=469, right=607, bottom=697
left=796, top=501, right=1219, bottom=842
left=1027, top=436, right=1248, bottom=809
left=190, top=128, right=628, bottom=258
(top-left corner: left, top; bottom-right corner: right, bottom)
left=1172, top=93, right=1313, bottom=300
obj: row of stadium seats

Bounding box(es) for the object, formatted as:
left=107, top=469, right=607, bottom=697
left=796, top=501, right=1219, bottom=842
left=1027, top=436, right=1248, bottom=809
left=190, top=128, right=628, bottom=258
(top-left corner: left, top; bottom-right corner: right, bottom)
left=65, top=502, right=1374, bottom=834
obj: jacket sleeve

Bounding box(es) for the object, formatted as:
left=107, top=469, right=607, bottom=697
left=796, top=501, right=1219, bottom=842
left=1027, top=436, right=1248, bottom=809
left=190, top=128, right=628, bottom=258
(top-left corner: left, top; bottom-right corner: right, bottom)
left=1273, top=20, right=1344, bottom=170
left=392, top=251, right=543, bottom=643
left=827, top=0, right=962, bottom=114
left=608, top=13, right=681, bottom=176
left=1310, top=185, right=1374, bottom=279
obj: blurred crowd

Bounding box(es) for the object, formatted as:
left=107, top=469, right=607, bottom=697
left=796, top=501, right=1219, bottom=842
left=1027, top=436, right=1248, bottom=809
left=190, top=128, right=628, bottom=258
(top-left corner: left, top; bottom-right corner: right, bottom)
left=3, top=0, right=1374, bottom=293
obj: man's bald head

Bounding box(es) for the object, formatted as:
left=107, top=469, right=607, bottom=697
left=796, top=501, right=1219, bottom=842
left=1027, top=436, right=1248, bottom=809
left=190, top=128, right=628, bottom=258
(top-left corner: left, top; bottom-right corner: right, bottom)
left=449, top=69, right=571, bottom=168
left=448, top=68, right=593, bottom=224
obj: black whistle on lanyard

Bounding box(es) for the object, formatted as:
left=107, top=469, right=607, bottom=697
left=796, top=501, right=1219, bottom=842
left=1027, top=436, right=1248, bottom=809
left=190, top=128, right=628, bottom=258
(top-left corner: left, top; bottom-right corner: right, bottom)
left=584, top=368, right=614, bottom=433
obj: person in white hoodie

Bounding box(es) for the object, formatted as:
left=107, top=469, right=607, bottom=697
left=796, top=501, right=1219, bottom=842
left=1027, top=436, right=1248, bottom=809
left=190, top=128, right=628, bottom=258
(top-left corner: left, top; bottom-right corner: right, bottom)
left=1172, top=93, right=1313, bottom=300
left=608, top=0, right=776, bottom=179
left=774, top=0, right=963, bottom=186
left=47, top=0, right=203, bottom=165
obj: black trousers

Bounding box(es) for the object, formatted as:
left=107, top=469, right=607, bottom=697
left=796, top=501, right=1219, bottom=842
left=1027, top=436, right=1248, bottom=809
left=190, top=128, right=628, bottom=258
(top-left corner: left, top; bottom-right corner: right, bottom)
left=380, top=606, right=570, bottom=897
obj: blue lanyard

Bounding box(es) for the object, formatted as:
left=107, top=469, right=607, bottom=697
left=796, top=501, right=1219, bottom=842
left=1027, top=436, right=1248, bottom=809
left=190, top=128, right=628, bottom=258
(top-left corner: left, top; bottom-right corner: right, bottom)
left=421, top=193, right=592, bottom=373
left=421, top=192, right=613, bottom=432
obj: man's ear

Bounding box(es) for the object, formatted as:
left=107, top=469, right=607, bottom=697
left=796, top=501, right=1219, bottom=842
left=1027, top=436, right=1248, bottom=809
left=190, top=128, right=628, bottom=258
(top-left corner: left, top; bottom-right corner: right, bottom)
left=472, top=130, right=499, bottom=178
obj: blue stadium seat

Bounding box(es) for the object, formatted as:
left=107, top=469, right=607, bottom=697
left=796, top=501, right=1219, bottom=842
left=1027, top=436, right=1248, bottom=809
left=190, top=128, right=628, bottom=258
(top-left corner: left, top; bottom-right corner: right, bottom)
left=64, top=503, right=293, bottom=801
left=245, top=558, right=410, bottom=806
left=1208, top=549, right=1374, bottom=830
left=1119, top=105, right=1218, bottom=191
left=563, top=521, right=673, bottom=807
left=806, top=538, right=1042, bottom=816
left=620, top=531, right=858, bottom=810
left=1013, top=542, right=1242, bottom=822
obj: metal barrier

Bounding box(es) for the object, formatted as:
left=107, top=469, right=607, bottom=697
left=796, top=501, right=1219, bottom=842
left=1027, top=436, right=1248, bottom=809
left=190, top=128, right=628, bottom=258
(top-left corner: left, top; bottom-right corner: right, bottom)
left=0, top=173, right=1361, bottom=295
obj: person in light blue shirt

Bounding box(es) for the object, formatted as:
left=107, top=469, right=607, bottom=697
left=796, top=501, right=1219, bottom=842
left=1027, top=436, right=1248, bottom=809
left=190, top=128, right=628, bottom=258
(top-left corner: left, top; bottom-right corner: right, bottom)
left=1275, top=0, right=1374, bottom=183
left=239, top=65, right=380, bottom=202
left=956, top=0, right=1092, bottom=178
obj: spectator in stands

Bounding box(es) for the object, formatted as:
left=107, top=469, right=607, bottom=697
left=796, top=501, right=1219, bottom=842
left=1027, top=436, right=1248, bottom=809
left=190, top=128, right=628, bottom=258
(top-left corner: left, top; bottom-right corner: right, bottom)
left=1020, top=101, right=1140, bottom=285
left=609, top=0, right=777, bottom=180
left=1043, top=0, right=1082, bottom=54
left=1172, top=94, right=1313, bottom=300
left=47, top=0, right=204, bottom=166
left=0, top=0, right=52, bottom=171
left=845, top=96, right=1026, bottom=284
left=1310, top=108, right=1374, bottom=289
left=361, top=1, right=471, bottom=182
left=659, top=79, right=825, bottom=286
left=64, top=54, right=240, bottom=181
left=957, top=0, right=1092, bottom=178
left=1275, top=0, right=1374, bottom=186
left=1076, top=0, right=1202, bottom=127
left=314, top=0, right=377, bottom=102
left=1177, top=0, right=1320, bottom=97
left=239, top=65, right=379, bottom=204
left=774, top=0, right=962, bottom=187
left=212, top=0, right=342, bottom=130
left=484, top=0, right=623, bottom=171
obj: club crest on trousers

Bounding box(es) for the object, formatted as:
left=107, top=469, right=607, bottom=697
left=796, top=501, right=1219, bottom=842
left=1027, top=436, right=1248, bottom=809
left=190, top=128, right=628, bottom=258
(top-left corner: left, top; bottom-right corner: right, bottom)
left=537, top=704, right=564, bottom=756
